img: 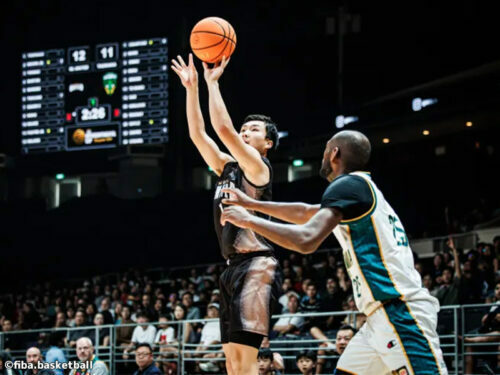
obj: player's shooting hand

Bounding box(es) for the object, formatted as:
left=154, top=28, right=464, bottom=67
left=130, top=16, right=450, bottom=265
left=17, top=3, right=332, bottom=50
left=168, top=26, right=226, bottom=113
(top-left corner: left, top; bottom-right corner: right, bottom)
left=220, top=205, right=251, bottom=228
left=171, top=54, right=198, bottom=90
left=221, top=187, right=255, bottom=209
left=203, top=55, right=230, bottom=83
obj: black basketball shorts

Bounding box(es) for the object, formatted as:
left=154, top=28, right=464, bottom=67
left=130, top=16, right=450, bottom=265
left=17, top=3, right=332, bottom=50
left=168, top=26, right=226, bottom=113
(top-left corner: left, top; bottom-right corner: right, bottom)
left=219, top=251, right=282, bottom=347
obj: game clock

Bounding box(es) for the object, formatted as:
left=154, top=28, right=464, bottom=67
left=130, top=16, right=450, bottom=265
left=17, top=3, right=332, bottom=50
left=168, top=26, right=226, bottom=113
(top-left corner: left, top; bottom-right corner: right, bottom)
left=21, top=37, right=168, bottom=154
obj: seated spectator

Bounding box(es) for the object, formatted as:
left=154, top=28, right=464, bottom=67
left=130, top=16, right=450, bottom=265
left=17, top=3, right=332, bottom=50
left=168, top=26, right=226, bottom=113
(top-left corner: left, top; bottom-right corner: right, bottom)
left=435, top=238, right=462, bottom=306
left=258, top=348, right=282, bottom=375
left=1, top=319, right=23, bottom=352
left=321, top=277, right=346, bottom=330
left=64, top=309, right=93, bottom=348
left=69, top=337, right=109, bottom=375
left=329, top=325, right=356, bottom=372
left=116, top=306, right=135, bottom=346
left=295, top=350, right=317, bottom=375
left=196, top=303, right=222, bottom=373
left=98, top=297, right=114, bottom=325
left=127, top=312, right=157, bottom=352
left=90, top=313, right=110, bottom=347
left=171, top=303, right=192, bottom=344
left=271, top=294, right=303, bottom=338
left=277, top=278, right=294, bottom=310
left=182, top=292, right=201, bottom=321
left=0, top=351, right=19, bottom=375
left=342, top=295, right=366, bottom=329
left=154, top=313, right=178, bottom=372
left=45, top=334, right=67, bottom=375
left=24, top=347, right=55, bottom=375
left=133, top=343, right=161, bottom=375
left=152, top=298, right=165, bottom=323
left=85, top=304, right=97, bottom=325
left=464, top=281, right=500, bottom=374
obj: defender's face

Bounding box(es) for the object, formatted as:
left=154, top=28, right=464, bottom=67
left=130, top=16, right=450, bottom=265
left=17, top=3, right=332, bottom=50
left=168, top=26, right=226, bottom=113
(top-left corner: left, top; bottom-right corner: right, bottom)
left=240, top=121, right=270, bottom=155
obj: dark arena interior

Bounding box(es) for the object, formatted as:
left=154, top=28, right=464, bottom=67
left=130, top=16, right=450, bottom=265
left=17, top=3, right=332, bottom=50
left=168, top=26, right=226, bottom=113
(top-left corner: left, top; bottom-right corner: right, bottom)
left=1, top=1, right=500, bottom=374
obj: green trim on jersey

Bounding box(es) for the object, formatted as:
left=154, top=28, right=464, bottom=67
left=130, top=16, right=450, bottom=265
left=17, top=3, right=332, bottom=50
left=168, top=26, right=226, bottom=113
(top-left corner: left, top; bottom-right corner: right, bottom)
left=348, top=216, right=401, bottom=301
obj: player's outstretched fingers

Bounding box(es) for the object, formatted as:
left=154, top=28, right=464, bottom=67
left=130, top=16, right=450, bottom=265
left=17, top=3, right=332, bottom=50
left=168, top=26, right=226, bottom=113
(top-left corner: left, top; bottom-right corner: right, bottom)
left=177, top=55, right=187, bottom=68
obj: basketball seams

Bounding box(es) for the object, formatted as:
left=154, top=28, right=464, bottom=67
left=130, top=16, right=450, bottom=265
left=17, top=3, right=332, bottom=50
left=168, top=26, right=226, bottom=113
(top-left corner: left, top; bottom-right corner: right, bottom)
left=190, top=17, right=236, bottom=63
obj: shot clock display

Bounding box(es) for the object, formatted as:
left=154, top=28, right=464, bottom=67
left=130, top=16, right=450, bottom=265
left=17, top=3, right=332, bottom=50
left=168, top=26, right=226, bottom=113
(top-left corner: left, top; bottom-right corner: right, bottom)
left=20, top=37, right=168, bottom=154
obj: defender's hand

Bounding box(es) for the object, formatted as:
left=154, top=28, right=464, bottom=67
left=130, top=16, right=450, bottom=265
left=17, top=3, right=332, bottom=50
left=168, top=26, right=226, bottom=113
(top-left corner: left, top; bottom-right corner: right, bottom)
left=171, top=54, right=198, bottom=90
left=220, top=205, right=251, bottom=228
left=221, top=187, right=255, bottom=209
left=203, top=56, right=230, bottom=83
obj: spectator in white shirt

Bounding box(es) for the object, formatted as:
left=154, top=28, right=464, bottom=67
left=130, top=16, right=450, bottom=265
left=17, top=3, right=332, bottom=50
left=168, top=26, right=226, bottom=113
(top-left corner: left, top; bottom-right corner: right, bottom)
left=271, top=294, right=304, bottom=338
left=126, top=312, right=157, bottom=353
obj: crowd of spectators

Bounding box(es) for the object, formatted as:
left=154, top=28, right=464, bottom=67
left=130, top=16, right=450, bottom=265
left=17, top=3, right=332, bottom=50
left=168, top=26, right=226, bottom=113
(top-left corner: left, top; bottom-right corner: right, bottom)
left=0, top=233, right=499, bottom=373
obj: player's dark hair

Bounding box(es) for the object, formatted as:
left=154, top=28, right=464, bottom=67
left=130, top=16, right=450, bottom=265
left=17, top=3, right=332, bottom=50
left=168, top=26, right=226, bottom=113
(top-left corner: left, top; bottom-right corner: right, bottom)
left=257, top=348, right=274, bottom=360
left=243, top=114, right=279, bottom=151
left=135, top=343, right=153, bottom=354
left=295, top=349, right=317, bottom=363
left=338, top=324, right=357, bottom=335
left=331, top=130, right=371, bottom=172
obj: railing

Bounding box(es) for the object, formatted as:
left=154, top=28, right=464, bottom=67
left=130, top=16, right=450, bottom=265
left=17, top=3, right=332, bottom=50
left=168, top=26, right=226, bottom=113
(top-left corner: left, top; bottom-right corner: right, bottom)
left=0, top=304, right=498, bottom=375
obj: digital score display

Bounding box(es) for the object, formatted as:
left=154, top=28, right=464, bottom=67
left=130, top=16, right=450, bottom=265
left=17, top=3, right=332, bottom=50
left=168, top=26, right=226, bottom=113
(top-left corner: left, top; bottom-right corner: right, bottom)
left=21, top=37, right=168, bottom=154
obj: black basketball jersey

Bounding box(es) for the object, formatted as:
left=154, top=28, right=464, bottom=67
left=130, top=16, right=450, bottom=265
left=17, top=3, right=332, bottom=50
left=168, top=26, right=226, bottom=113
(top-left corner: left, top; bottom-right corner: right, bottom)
left=213, top=157, right=274, bottom=259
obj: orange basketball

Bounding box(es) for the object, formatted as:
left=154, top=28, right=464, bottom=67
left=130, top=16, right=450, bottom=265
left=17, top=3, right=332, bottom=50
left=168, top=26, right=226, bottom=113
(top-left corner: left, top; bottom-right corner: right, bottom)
left=190, top=17, right=237, bottom=64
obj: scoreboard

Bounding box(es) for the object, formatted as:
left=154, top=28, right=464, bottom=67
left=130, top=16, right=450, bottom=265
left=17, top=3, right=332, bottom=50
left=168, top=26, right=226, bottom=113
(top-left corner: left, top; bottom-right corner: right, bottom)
left=21, top=37, right=168, bottom=154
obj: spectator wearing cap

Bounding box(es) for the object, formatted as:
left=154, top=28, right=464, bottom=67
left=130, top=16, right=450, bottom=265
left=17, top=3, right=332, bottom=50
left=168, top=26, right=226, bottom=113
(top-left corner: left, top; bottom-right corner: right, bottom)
left=133, top=343, right=161, bottom=375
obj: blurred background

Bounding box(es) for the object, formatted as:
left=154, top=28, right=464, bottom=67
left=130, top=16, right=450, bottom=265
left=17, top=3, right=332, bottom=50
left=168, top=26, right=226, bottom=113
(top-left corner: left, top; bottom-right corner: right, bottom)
left=0, top=0, right=499, bottom=299
left=1, top=1, right=500, bottom=374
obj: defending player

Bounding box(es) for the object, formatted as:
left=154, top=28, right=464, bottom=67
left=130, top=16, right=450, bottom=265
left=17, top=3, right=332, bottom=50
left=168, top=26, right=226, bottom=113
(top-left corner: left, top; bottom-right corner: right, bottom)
left=171, top=54, right=281, bottom=375
left=220, top=130, right=448, bottom=375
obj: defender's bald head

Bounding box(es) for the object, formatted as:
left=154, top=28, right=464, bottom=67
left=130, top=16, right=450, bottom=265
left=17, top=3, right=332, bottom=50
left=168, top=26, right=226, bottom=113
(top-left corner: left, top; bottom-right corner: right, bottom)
left=328, top=130, right=371, bottom=172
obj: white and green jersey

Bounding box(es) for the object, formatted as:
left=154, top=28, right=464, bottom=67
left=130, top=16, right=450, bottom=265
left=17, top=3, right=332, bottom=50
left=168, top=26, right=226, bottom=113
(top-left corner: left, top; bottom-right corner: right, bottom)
left=321, top=172, right=436, bottom=316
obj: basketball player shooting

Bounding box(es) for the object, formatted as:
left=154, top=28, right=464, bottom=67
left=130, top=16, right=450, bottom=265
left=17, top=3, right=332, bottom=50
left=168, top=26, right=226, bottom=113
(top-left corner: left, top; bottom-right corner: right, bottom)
left=171, top=53, right=281, bottom=375
left=220, top=130, right=448, bottom=375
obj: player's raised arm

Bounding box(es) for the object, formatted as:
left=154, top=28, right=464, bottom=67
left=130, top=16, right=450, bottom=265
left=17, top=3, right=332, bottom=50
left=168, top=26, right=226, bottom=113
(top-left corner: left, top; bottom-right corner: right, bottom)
left=203, top=57, right=270, bottom=186
left=221, top=187, right=320, bottom=224
left=171, top=54, right=233, bottom=176
left=220, top=205, right=342, bottom=254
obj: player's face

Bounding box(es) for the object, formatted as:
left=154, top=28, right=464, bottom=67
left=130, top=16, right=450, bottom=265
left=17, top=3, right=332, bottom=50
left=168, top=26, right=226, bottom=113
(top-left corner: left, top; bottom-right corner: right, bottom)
left=297, top=358, right=314, bottom=374
left=240, top=121, right=271, bottom=155
left=258, top=357, right=272, bottom=374
left=336, top=329, right=353, bottom=354
left=320, top=141, right=338, bottom=181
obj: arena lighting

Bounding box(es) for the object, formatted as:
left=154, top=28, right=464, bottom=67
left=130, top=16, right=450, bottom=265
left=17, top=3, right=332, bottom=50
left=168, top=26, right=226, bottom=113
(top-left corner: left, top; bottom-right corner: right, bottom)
left=335, top=115, right=359, bottom=129
left=466, top=121, right=473, bottom=127
left=278, top=131, right=289, bottom=139
left=412, top=97, right=438, bottom=111
left=422, top=130, right=430, bottom=136
left=292, top=159, right=304, bottom=167
left=382, top=138, right=390, bottom=144
left=55, top=173, right=65, bottom=180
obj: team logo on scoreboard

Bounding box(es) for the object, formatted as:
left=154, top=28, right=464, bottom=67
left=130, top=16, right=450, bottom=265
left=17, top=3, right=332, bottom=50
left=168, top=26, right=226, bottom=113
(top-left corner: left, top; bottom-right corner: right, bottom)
left=102, top=72, right=118, bottom=95
left=72, top=128, right=86, bottom=145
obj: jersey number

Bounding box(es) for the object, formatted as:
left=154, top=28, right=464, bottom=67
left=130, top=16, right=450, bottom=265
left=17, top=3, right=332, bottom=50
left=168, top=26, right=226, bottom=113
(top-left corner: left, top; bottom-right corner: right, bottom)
left=388, top=215, right=408, bottom=247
